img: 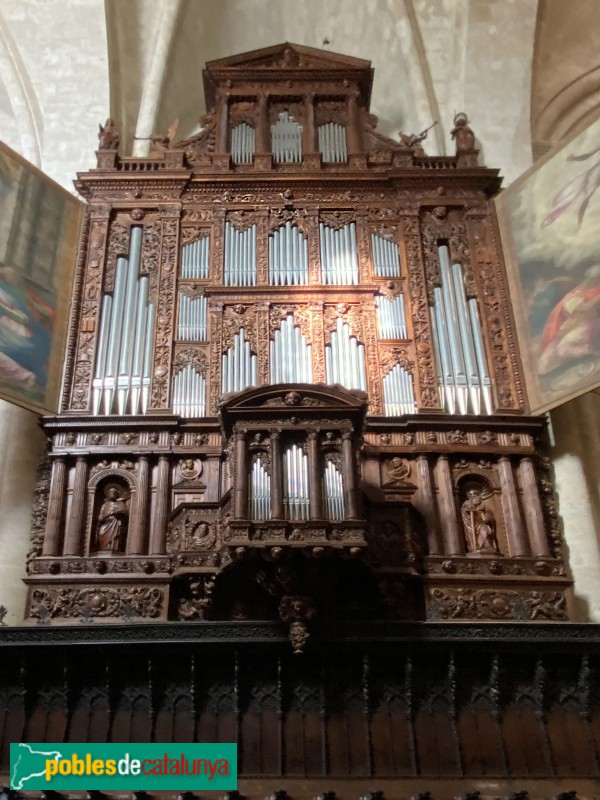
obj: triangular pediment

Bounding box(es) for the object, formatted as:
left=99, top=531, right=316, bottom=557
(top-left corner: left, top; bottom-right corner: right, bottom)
left=205, top=42, right=371, bottom=73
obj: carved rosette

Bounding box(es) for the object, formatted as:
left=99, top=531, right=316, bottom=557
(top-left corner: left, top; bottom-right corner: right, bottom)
left=150, top=213, right=181, bottom=409
left=401, top=214, right=441, bottom=410
left=69, top=208, right=111, bottom=411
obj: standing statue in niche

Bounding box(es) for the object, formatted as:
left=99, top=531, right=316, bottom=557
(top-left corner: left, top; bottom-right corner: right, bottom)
left=95, top=485, right=129, bottom=552
left=461, top=487, right=501, bottom=555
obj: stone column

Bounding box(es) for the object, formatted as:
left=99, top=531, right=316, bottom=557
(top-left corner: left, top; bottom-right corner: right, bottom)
left=435, top=456, right=463, bottom=555
left=307, top=432, right=322, bottom=520
left=270, top=430, right=283, bottom=520
left=63, top=457, right=87, bottom=556
left=519, top=457, right=550, bottom=558
left=498, top=456, right=529, bottom=557
left=128, top=456, right=149, bottom=555
left=149, top=456, right=169, bottom=554
left=341, top=431, right=359, bottom=520
left=416, top=455, right=441, bottom=555
left=234, top=432, right=248, bottom=519
left=42, top=457, right=67, bottom=556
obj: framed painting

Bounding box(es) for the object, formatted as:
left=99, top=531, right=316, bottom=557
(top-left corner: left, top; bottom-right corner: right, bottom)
left=0, top=141, right=83, bottom=415
left=495, top=112, right=600, bottom=413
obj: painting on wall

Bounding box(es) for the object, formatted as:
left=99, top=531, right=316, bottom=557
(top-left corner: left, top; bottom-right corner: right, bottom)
left=0, top=141, right=83, bottom=415
left=495, top=112, right=600, bottom=413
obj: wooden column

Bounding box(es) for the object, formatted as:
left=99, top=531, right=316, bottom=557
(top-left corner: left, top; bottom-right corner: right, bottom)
left=63, top=457, right=87, bottom=556
left=341, top=431, right=359, bottom=520
left=308, top=431, right=322, bottom=520
left=346, top=91, right=361, bottom=154
left=234, top=431, right=248, bottom=519
left=519, top=457, right=550, bottom=558
left=498, top=456, right=529, bottom=557
left=416, top=455, right=441, bottom=555
left=149, top=456, right=169, bottom=554
left=129, top=456, right=149, bottom=555
left=270, top=430, right=284, bottom=520
left=42, top=457, right=66, bottom=556
left=435, top=456, right=463, bottom=555
left=256, top=94, right=269, bottom=154
left=303, top=93, right=316, bottom=154
left=216, top=91, right=230, bottom=153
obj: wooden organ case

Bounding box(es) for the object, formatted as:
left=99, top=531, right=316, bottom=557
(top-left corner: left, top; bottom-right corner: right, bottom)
left=26, top=43, right=570, bottom=637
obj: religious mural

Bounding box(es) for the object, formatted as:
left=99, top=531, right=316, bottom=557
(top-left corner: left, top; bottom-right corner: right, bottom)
left=0, top=141, right=82, bottom=415
left=495, top=112, right=600, bottom=413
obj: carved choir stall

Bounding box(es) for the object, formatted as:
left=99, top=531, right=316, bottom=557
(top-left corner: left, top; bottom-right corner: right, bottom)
left=7, top=43, right=591, bottom=798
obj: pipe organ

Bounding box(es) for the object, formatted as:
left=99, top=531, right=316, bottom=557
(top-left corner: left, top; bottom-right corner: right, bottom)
left=269, top=221, right=309, bottom=285
left=319, top=221, right=359, bottom=284
left=28, top=43, right=570, bottom=660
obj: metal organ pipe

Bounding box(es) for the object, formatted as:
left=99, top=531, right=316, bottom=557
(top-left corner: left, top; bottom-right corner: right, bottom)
left=178, top=294, right=207, bottom=341
left=224, top=222, right=257, bottom=286
left=249, top=458, right=271, bottom=521
left=323, top=460, right=345, bottom=520
left=270, top=315, right=312, bottom=383
left=428, top=245, right=492, bottom=415
left=376, top=295, right=407, bottom=339
left=271, top=111, right=303, bottom=163
left=326, top=317, right=366, bottom=391
left=383, top=364, right=417, bottom=415
left=320, top=222, right=359, bottom=285
left=269, top=222, right=309, bottom=286
left=231, top=122, right=255, bottom=164
left=221, top=327, right=258, bottom=394
left=93, top=227, right=155, bottom=416
left=283, top=444, right=309, bottom=521
left=371, top=233, right=401, bottom=277
left=318, top=123, right=348, bottom=163
left=181, top=235, right=210, bottom=280
left=172, top=364, right=206, bottom=418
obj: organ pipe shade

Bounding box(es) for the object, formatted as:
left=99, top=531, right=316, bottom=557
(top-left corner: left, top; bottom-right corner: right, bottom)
left=377, top=294, right=408, bottom=339
left=181, top=235, right=210, bottom=279
left=177, top=294, right=207, bottom=341
left=320, top=221, right=359, bottom=285
left=231, top=122, right=255, bottom=164
left=249, top=457, right=271, bottom=521
left=383, top=364, right=417, bottom=415
left=283, top=444, right=309, bottom=521
left=222, top=326, right=258, bottom=394
left=92, top=225, right=155, bottom=416
left=269, top=222, right=309, bottom=285
left=325, top=317, right=367, bottom=391
left=318, top=122, right=348, bottom=163
left=371, top=232, right=401, bottom=277
left=224, top=222, right=257, bottom=286
left=271, top=111, right=303, bottom=163
left=429, top=245, right=492, bottom=415
left=323, top=460, right=345, bottom=520
left=270, top=315, right=313, bottom=383
left=172, top=365, right=206, bottom=417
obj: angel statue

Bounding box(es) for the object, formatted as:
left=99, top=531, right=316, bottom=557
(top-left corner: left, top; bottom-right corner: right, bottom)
left=461, top=486, right=500, bottom=555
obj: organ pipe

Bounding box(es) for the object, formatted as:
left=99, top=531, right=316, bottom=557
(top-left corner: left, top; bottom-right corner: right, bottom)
left=172, top=365, right=206, bottom=417
left=383, top=364, right=417, bottom=415
left=377, top=294, right=408, bottom=338
left=92, top=226, right=155, bottom=416
left=325, top=317, right=366, bottom=391
left=231, top=122, right=255, bottom=164
left=271, top=111, right=303, bottom=163
left=318, top=122, right=348, bottom=163
left=224, top=222, right=257, bottom=286
left=283, top=444, right=309, bottom=521
left=181, top=235, right=210, bottom=280
left=320, top=221, right=359, bottom=285
left=270, top=315, right=312, bottom=383
left=177, top=294, right=207, bottom=341
left=269, top=221, right=309, bottom=285
left=429, top=245, right=492, bottom=415
left=371, top=232, right=401, bottom=277
left=323, top=460, right=345, bottom=520
left=222, top=326, right=258, bottom=394
left=249, top=457, right=271, bottom=521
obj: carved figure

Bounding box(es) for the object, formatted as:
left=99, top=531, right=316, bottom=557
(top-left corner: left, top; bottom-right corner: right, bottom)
left=451, top=113, right=475, bottom=154
left=461, top=488, right=500, bottom=555
left=95, top=485, right=129, bottom=552
left=180, top=458, right=200, bottom=479
left=385, top=457, right=411, bottom=484
left=98, top=118, right=119, bottom=150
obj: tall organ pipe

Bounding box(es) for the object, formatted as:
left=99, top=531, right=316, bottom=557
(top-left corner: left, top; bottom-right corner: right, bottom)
left=320, top=222, right=359, bottom=285
left=371, top=233, right=401, bottom=277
